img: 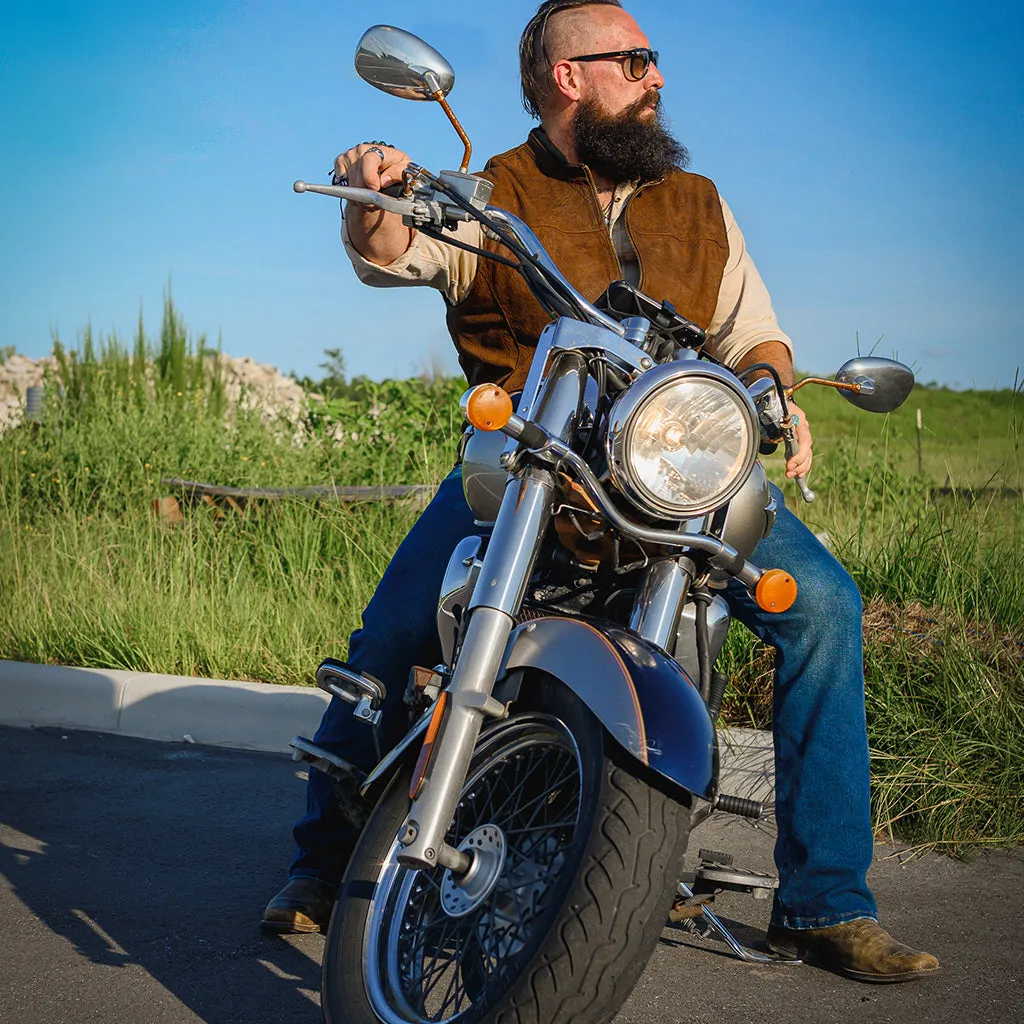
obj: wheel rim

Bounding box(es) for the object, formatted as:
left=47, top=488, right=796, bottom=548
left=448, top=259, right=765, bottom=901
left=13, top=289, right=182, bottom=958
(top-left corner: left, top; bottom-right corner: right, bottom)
left=362, top=714, right=585, bottom=1023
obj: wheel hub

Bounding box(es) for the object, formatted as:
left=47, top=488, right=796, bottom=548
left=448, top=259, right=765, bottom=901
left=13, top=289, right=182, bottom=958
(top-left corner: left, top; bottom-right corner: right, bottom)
left=440, top=824, right=506, bottom=918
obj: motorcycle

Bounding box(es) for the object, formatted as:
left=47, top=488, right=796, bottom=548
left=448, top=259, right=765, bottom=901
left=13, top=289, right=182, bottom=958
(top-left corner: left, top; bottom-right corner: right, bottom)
left=290, top=25, right=915, bottom=1024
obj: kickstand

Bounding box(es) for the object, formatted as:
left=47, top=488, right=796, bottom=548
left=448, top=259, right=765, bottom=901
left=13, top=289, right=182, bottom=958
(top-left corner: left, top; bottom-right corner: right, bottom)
left=676, top=882, right=802, bottom=965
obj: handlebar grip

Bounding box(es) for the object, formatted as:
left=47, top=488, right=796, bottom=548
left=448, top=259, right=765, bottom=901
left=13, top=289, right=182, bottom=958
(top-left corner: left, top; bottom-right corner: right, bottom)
left=379, top=182, right=407, bottom=198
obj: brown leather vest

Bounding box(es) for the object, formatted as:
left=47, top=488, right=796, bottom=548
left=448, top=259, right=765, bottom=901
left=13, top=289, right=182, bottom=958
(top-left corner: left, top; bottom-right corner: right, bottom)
left=446, top=130, right=729, bottom=392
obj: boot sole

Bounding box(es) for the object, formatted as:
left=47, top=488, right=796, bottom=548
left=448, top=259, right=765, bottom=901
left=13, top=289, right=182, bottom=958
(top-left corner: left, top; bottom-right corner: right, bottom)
left=260, top=914, right=325, bottom=934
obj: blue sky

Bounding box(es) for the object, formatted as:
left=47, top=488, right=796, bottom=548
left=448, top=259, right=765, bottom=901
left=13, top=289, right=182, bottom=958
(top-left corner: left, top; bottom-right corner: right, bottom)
left=1, top=0, right=1021, bottom=388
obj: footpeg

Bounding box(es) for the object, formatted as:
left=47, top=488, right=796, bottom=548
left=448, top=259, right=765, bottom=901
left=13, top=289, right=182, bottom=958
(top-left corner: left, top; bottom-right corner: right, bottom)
left=714, top=792, right=763, bottom=819
left=289, top=736, right=366, bottom=785
left=289, top=736, right=370, bottom=829
left=316, top=658, right=385, bottom=726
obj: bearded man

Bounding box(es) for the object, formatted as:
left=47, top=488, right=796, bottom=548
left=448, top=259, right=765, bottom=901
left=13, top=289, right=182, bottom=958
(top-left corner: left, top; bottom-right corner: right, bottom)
left=262, top=0, right=939, bottom=984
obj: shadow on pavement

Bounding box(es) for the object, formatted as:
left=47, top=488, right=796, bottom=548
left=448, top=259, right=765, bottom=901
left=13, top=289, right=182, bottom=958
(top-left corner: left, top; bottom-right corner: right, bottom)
left=0, top=726, right=324, bottom=1023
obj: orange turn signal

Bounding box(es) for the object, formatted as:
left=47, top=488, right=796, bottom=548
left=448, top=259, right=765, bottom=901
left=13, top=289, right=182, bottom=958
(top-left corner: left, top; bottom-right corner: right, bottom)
left=410, top=691, right=449, bottom=800
left=464, top=385, right=513, bottom=432
left=755, top=569, right=798, bottom=613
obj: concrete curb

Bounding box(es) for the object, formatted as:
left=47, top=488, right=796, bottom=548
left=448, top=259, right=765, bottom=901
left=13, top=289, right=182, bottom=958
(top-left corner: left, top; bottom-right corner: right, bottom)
left=0, top=660, right=329, bottom=754
left=0, top=660, right=775, bottom=796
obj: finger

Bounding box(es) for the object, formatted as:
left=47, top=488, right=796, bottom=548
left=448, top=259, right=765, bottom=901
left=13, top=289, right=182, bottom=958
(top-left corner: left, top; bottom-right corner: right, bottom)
left=337, top=145, right=380, bottom=189
left=359, top=150, right=386, bottom=190
left=786, top=449, right=813, bottom=478
left=334, top=146, right=365, bottom=179
left=379, top=151, right=410, bottom=188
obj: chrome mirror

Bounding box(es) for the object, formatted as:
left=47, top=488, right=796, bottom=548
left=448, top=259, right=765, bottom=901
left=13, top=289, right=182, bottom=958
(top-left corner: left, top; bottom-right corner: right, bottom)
left=355, top=25, right=455, bottom=101
left=835, top=357, right=915, bottom=413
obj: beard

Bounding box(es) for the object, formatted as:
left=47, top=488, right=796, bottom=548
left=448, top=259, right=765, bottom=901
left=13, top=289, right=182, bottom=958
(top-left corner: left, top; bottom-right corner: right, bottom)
left=571, top=93, right=690, bottom=184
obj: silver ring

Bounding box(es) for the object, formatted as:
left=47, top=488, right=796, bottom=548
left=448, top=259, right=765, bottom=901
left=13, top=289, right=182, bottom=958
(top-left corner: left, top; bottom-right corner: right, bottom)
left=366, top=145, right=386, bottom=162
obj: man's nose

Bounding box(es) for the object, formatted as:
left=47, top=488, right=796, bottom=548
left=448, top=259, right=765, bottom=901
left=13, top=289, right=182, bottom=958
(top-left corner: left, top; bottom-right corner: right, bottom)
left=646, top=63, right=665, bottom=90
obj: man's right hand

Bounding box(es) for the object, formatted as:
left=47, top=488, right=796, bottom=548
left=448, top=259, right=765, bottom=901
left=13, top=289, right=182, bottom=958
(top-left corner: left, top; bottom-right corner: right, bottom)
left=334, top=142, right=410, bottom=193
left=335, top=142, right=415, bottom=266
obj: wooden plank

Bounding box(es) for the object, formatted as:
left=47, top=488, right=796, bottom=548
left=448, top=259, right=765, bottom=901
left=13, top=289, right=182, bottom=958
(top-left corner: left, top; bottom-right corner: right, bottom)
left=160, top=477, right=434, bottom=503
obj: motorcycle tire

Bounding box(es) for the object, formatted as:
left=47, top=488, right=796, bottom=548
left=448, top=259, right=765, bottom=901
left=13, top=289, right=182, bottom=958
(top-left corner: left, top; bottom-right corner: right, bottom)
left=321, top=675, right=691, bottom=1024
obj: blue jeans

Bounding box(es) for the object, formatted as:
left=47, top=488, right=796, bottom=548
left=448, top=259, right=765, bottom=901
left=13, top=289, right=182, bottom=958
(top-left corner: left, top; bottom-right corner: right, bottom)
left=291, top=473, right=877, bottom=930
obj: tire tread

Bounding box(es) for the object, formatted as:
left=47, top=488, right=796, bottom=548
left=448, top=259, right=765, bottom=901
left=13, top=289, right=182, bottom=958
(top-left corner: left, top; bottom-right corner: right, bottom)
left=490, top=763, right=689, bottom=1024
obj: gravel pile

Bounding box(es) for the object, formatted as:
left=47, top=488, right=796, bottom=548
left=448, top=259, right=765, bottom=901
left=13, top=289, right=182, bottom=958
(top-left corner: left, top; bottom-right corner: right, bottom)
left=0, top=352, right=313, bottom=436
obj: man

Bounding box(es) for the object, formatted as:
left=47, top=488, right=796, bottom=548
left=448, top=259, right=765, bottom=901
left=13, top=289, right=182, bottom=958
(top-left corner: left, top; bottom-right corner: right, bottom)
left=263, top=0, right=939, bottom=983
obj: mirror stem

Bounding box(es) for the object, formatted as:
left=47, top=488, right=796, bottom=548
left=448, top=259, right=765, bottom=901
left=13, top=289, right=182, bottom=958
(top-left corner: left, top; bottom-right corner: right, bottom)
left=434, top=92, right=472, bottom=173
left=787, top=377, right=865, bottom=398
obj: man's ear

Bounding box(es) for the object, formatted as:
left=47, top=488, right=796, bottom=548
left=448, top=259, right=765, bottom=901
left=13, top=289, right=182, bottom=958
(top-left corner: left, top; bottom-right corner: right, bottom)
left=551, top=59, right=583, bottom=103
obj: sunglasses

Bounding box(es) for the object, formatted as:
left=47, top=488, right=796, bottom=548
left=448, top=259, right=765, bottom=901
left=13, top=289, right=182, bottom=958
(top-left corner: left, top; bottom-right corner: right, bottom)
left=567, top=47, right=659, bottom=82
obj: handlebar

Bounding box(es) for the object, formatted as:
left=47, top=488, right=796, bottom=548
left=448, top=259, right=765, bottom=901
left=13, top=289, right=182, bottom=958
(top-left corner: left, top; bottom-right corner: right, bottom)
left=295, top=173, right=816, bottom=501
left=294, top=176, right=626, bottom=339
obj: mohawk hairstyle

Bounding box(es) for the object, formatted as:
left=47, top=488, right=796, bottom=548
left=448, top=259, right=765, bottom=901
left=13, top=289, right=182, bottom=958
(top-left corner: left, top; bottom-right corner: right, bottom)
left=519, top=0, right=624, bottom=120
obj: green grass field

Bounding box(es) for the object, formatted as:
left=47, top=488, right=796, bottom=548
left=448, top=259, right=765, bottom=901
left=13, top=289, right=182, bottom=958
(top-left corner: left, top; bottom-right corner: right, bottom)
left=1, top=304, right=1021, bottom=849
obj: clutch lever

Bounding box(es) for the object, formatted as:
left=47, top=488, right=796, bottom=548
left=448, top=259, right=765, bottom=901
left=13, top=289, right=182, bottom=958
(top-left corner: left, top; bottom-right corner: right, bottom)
left=293, top=180, right=418, bottom=217
left=293, top=179, right=475, bottom=231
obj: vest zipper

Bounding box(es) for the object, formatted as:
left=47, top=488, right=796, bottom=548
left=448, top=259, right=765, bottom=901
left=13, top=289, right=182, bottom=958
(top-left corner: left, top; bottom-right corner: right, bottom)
left=621, top=181, right=655, bottom=292
left=583, top=167, right=625, bottom=279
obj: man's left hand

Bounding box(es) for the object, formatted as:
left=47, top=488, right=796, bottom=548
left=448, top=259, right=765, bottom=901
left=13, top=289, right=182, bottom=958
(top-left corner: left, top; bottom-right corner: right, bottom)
left=785, top=400, right=813, bottom=479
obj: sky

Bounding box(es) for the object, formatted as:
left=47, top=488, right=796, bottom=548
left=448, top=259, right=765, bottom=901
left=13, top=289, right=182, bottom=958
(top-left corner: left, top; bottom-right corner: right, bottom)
left=1, top=0, right=1021, bottom=389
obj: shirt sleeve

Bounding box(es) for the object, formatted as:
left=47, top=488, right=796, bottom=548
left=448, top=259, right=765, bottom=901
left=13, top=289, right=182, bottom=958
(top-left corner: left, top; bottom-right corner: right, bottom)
left=341, top=214, right=482, bottom=306
left=704, top=196, right=794, bottom=368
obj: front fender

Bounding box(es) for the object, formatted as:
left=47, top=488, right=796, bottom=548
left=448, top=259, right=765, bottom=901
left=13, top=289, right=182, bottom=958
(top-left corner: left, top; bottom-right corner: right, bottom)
left=502, top=616, right=717, bottom=800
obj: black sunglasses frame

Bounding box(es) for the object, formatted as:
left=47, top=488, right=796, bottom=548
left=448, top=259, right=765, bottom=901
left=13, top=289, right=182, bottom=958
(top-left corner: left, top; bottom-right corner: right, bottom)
left=566, top=47, right=659, bottom=82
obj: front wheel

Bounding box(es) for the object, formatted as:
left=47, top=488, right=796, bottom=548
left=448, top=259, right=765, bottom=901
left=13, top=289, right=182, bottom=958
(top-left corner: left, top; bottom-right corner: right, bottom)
left=322, top=678, right=691, bottom=1024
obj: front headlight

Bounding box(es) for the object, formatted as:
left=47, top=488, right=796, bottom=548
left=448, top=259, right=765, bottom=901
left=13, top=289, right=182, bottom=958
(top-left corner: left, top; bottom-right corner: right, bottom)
left=607, top=362, right=759, bottom=519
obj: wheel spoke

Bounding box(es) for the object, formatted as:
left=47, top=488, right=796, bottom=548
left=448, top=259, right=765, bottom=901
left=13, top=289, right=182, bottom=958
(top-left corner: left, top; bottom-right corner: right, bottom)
left=370, top=716, right=587, bottom=1023
left=503, top=817, right=578, bottom=836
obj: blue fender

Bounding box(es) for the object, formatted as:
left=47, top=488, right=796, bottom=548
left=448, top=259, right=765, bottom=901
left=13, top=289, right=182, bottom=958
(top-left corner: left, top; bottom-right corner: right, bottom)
left=501, top=616, right=717, bottom=801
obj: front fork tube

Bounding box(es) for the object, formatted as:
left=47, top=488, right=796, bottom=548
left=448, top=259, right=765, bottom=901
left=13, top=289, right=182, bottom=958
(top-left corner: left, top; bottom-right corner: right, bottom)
left=628, top=556, right=695, bottom=651
left=397, top=467, right=556, bottom=872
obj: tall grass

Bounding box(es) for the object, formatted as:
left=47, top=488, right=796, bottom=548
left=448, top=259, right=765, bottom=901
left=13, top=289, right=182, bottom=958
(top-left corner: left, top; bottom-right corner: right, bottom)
left=1, top=306, right=1021, bottom=848
left=1, top=502, right=419, bottom=683
left=0, top=297, right=461, bottom=678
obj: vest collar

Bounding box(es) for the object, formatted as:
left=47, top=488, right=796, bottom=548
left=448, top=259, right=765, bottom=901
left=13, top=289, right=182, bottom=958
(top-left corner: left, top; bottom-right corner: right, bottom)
left=526, top=127, right=590, bottom=182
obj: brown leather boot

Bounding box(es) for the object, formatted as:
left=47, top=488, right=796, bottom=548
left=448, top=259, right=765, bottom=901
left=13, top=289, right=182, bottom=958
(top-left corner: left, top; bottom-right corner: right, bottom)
left=767, top=918, right=940, bottom=982
left=260, top=877, right=337, bottom=934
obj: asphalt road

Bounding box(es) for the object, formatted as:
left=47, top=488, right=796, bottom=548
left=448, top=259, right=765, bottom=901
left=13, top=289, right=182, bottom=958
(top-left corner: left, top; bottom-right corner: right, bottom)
left=1, top=725, right=1020, bottom=1024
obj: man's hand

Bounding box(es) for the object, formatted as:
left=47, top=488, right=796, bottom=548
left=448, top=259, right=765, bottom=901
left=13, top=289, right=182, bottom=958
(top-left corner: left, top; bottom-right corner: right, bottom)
left=334, top=143, right=415, bottom=267
left=785, top=399, right=813, bottom=480
left=732, top=341, right=812, bottom=482
left=334, top=142, right=411, bottom=193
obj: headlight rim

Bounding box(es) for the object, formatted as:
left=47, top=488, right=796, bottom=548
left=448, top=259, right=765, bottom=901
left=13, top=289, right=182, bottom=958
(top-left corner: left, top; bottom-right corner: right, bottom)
left=606, top=361, right=760, bottom=520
